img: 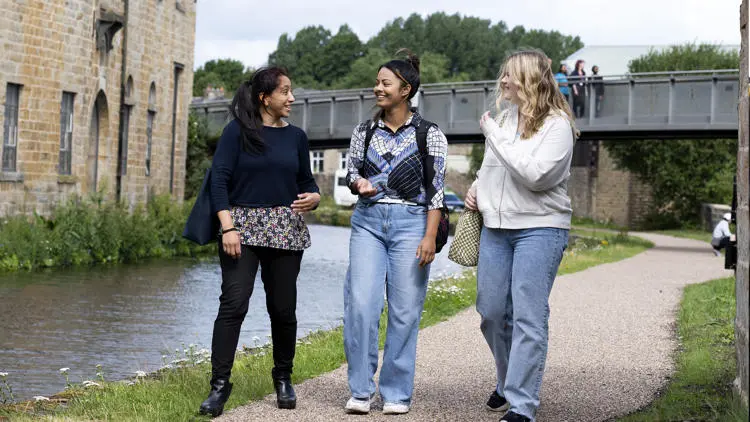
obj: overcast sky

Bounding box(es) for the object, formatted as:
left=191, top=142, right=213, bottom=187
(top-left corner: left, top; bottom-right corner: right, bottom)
left=194, top=0, right=741, bottom=70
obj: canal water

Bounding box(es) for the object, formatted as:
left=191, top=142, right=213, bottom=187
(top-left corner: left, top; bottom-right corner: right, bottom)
left=0, top=225, right=465, bottom=400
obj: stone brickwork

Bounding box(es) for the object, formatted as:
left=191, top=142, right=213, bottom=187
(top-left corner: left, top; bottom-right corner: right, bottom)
left=566, top=141, right=654, bottom=229
left=0, top=0, right=196, bottom=216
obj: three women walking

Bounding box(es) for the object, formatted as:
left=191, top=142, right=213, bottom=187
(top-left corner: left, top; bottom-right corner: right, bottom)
left=195, top=49, right=574, bottom=422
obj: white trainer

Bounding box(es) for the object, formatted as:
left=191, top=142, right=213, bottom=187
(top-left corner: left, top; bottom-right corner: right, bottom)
left=382, top=402, right=410, bottom=415
left=345, top=396, right=372, bottom=414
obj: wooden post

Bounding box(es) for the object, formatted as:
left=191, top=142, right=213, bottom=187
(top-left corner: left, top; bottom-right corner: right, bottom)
left=735, top=0, right=749, bottom=407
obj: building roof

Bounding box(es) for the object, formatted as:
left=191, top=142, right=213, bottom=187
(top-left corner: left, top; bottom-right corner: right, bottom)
left=562, top=45, right=740, bottom=76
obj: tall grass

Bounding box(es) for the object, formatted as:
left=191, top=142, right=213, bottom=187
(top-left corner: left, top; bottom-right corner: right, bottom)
left=0, top=195, right=212, bottom=272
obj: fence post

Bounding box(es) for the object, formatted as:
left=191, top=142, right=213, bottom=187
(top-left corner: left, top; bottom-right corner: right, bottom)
left=329, top=97, right=336, bottom=137
left=668, top=75, right=675, bottom=125
left=710, top=73, right=718, bottom=124
left=627, top=78, right=635, bottom=125
left=301, top=99, right=308, bottom=132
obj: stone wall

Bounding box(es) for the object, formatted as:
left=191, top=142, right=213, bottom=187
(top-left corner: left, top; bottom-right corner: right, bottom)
left=0, top=0, right=196, bottom=216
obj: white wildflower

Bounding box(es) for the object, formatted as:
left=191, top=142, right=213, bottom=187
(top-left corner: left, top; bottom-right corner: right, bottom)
left=134, top=370, right=147, bottom=378
left=252, top=336, right=261, bottom=343
left=0, top=372, right=7, bottom=377
left=59, top=368, right=70, bottom=374
left=33, top=396, right=50, bottom=402
left=82, top=380, right=101, bottom=388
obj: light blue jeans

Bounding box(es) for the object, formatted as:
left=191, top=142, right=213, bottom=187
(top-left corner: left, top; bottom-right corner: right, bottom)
left=476, top=226, right=568, bottom=421
left=343, top=202, right=430, bottom=405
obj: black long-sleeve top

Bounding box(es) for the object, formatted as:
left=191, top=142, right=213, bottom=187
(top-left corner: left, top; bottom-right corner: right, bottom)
left=210, top=120, right=319, bottom=213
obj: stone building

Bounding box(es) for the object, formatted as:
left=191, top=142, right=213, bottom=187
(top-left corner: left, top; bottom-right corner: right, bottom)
left=0, top=0, right=196, bottom=216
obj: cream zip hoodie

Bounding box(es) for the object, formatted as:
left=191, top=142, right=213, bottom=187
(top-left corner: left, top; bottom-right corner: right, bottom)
left=474, top=107, right=575, bottom=229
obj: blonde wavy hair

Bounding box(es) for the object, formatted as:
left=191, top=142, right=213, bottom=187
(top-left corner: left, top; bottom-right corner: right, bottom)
left=494, top=50, right=578, bottom=139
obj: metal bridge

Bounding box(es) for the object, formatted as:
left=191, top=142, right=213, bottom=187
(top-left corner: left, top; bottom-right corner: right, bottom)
left=190, top=70, right=739, bottom=149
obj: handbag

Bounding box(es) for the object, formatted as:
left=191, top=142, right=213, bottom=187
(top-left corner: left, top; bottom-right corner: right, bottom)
left=448, top=209, right=483, bottom=267
left=182, top=168, right=219, bottom=245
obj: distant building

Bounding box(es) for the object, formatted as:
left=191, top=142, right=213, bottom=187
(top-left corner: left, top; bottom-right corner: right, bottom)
left=0, top=1, right=197, bottom=216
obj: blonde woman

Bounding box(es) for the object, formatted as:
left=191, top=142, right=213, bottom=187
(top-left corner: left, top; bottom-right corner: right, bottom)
left=465, top=50, right=576, bottom=422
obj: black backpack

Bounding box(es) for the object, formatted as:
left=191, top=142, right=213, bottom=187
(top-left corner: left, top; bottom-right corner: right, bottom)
left=361, top=118, right=450, bottom=253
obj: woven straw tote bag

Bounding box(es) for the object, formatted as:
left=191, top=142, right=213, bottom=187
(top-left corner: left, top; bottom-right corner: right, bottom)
left=448, top=210, right=483, bottom=267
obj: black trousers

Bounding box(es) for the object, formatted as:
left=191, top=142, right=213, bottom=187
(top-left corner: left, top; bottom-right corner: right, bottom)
left=712, top=236, right=731, bottom=251
left=573, top=93, right=586, bottom=118
left=211, top=244, right=303, bottom=381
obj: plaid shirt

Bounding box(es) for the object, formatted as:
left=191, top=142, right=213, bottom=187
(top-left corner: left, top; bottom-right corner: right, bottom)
left=346, top=111, right=447, bottom=210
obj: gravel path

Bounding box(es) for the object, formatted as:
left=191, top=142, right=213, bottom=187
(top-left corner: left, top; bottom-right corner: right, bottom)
left=217, top=233, right=733, bottom=421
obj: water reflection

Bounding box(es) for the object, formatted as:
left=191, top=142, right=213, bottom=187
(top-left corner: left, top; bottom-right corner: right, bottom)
left=0, top=225, right=465, bottom=399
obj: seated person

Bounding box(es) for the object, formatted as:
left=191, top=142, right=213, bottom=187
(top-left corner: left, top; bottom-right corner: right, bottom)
left=711, top=213, right=733, bottom=256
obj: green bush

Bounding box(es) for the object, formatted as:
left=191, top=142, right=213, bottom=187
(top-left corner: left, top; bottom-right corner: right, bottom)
left=0, top=195, right=213, bottom=272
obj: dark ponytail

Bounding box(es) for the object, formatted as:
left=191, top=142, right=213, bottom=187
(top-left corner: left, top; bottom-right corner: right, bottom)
left=379, top=48, right=421, bottom=101
left=230, top=67, right=288, bottom=155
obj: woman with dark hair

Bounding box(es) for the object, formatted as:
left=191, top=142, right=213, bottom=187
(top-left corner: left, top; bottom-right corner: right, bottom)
left=570, top=59, right=586, bottom=118
left=199, top=67, right=320, bottom=417
left=342, top=50, right=448, bottom=415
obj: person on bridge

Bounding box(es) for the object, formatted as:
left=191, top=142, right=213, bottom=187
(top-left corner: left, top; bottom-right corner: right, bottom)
left=711, top=212, right=734, bottom=256
left=570, top=59, right=586, bottom=118
left=199, top=67, right=321, bottom=417
left=343, top=49, right=448, bottom=416
left=465, top=50, right=576, bottom=422
left=590, top=65, right=605, bottom=117
left=554, top=63, right=570, bottom=102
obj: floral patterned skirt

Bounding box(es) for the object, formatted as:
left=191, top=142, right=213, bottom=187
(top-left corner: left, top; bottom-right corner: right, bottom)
left=229, top=206, right=311, bottom=250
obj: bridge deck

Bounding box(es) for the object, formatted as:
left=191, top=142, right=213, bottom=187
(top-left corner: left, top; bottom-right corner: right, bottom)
left=191, top=70, right=739, bottom=148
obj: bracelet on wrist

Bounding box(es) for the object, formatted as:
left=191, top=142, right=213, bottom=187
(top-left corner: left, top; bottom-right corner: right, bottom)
left=222, top=227, right=238, bottom=234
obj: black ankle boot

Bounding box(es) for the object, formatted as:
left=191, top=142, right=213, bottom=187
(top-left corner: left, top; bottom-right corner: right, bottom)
left=273, top=377, right=296, bottom=409
left=199, top=379, right=232, bottom=417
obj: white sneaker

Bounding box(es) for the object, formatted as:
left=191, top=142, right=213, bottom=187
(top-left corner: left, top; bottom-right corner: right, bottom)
left=382, top=402, right=410, bottom=415
left=345, top=396, right=372, bottom=414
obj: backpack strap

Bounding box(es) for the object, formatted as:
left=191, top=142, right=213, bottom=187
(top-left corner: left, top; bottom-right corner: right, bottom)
left=415, top=118, right=433, bottom=157
left=415, top=118, right=444, bottom=209
left=359, top=119, right=376, bottom=175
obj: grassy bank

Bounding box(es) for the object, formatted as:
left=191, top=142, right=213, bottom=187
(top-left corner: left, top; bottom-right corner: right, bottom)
left=618, top=276, right=748, bottom=422
left=0, top=195, right=212, bottom=272
left=653, top=229, right=712, bottom=243
left=0, top=231, right=651, bottom=421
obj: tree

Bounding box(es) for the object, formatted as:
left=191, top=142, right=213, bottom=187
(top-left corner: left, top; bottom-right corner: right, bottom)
left=185, top=113, right=220, bottom=199
left=516, top=29, right=583, bottom=70
left=331, top=48, right=391, bottom=89
left=318, top=25, right=365, bottom=85
left=629, top=43, right=739, bottom=73
left=266, top=12, right=584, bottom=88
left=606, top=44, right=740, bottom=227
left=193, top=59, right=254, bottom=97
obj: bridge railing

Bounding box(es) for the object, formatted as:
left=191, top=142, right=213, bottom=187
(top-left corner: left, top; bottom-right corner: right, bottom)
left=190, top=69, right=739, bottom=142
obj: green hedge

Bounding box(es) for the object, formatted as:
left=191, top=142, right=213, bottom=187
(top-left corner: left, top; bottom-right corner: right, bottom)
left=0, top=196, right=212, bottom=272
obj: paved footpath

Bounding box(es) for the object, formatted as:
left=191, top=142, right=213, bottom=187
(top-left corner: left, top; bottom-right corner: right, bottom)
left=218, top=233, right=734, bottom=422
